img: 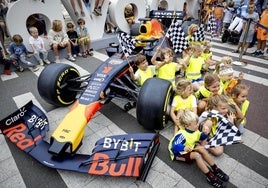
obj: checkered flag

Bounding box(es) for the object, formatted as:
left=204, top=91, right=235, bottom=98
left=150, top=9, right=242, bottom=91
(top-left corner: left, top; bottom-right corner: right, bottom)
left=199, top=110, right=242, bottom=148
left=166, top=20, right=189, bottom=53
left=117, top=32, right=136, bottom=57
left=190, top=24, right=205, bottom=42
left=207, top=13, right=217, bottom=38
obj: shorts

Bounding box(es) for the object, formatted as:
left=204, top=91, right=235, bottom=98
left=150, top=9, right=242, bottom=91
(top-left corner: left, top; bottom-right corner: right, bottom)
left=239, top=30, right=254, bottom=43
left=51, top=44, right=67, bottom=50
left=191, top=77, right=203, bottom=83
left=257, top=27, right=268, bottom=41
left=175, top=152, right=193, bottom=163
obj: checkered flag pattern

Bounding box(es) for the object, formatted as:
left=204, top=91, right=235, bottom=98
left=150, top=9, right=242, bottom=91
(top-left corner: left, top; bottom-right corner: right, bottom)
left=190, top=24, right=205, bottom=42
left=117, top=32, right=136, bottom=57
left=166, top=20, right=189, bottom=53
left=199, top=110, right=242, bottom=148
left=207, top=14, right=217, bottom=37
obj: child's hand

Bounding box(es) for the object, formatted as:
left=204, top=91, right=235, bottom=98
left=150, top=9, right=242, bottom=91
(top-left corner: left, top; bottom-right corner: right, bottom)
left=129, top=66, right=134, bottom=73
left=238, top=72, right=244, bottom=80
left=34, top=50, right=38, bottom=55
left=26, top=53, right=31, bottom=58
left=184, top=146, right=192, bottom=152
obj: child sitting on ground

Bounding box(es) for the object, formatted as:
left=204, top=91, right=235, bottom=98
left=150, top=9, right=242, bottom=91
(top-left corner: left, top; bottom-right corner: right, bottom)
left=215, top=63, right=244, bottom=94
left=28, top=26, right=50, bottom=66
left=168, top=109, right=229, bottom=188
left=199, top=94, right=238, bottom=156
left=0, top=45, right=11, bottom=75
left=195, top=73, right=223, bottom=116
left=230, top=84, right=250, bottom=134
left=170, top=79, right=197, bottom=135
left=9, top=34, right=39, bottom=72
left=129, top=54, right=164, bottom=86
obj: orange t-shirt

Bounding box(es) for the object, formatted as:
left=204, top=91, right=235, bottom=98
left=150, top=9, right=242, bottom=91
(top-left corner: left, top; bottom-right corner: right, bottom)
left=214, top=6, right=224, bottom=20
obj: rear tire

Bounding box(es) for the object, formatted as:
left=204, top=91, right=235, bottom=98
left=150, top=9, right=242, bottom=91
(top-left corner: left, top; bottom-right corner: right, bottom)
left=136, top=78, right=173, bottom=130
left=38, top=63, right=80, bottom=106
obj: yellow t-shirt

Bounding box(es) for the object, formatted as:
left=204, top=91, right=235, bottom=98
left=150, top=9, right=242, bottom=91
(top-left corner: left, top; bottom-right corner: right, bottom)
left=172, top=94, right=197, bottom=111
left=186, top=56, right=204, bottom=80
left=157, top=62, right=179, bottom=82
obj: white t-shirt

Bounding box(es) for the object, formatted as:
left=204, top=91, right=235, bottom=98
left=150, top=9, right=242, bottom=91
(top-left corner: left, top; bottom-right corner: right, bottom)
left=29, top=36, right=44, bottom=50
left=223, top=7, right=235, bottom=23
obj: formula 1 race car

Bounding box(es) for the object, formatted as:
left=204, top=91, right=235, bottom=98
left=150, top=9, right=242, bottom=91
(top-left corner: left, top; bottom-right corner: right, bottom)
left=0, top=44, right=173, bottom=182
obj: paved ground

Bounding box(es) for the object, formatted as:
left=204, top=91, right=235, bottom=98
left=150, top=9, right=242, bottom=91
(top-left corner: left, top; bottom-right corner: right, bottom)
left=0, top=36, right=268, bottom=188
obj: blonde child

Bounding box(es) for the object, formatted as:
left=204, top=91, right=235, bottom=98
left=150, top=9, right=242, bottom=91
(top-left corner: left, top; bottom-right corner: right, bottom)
left=170, top=79, right=197, bottom=135
left=195, top=73, right=223, bottom=115
left=9, top=34, right=39, bottom=72
left=129, top=54, right=164, bottom=86
left=48, top=20, right=76, bottom=63
left=124, top=4, right=135, bottom=29
left=184, top=43, right=210, bottom=91
left=199, top=94, right=237, bottom=156
left=168, top=110, right=229, bottom=187
left=201, top=41, right=217, bottom=68
left=186, top=24, right=199, bottom=43
left=28, top=26, right=50, bottom=66
left=230, top=84, right=250, bottom=134
left=151, top=46, right=182, bottom=86
left=216, top=63, right=244, bottom=94
left=76, top=18, right=93, bottom=57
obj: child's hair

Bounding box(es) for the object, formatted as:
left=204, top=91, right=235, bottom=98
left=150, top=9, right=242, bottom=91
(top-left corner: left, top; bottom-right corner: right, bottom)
left=230, top=84, right=249, bottom=98
left=160, top=47, right=174, bottom=60
left=215, top=64, right=234, bottom=76
left=28, top=26, right=38, bottom=34
left=203, top=73, right=220, bottom=87
left=192, top=43, right=202, bottom=52
left=12, top=34, right=23, bottom=44
left=134, top=54, right=146, bottom=66
left=187, top=24, right=199, bottom=35
left=221, top=56, right=233, bottom=65
left=228, top=1, right=234, bottom=7
left=203, top=41, right=211, bottom=49
left=77, top=18, right=85, bottom=25
left=52, top=20, right=63, bottom=32
left=207, top=94, right=229, bottom=110
left=179, top=109, right=199, bottom=128
left=175, top=79, right=192, bottom=95
left=66, top=22, right=74, bottom=29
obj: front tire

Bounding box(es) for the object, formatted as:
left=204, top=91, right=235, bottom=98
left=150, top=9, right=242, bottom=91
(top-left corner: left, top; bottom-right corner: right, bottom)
left=38, top=63, right=80, bottom=106
left=136, top=78, right=173, bottom=130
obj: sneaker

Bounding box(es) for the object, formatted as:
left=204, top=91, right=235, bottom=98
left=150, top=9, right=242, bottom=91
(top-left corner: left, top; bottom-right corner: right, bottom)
left=31, top=66, right=40, bottom=72
left=39, top=59, right=44, bottom=66
left=77, top=53, right=82, bottom=57
left=43, top=59, right=51, bottom=64
left=74, top=11, right=79, bottom=17
left=4, top=69, right=11, bottom=75
left=253, top=50, right=260, bottom=56
left=17, top=66, right=24, bottom=72
left=207, top=172, right=227, bottom=188
left=67, top=55, right=76, bottom=62
left=259, top=51, right=264, bottom=56
left=212, top=167, right=229, bottom=182
left=73, top=54, right=77, bottom=58
left=55, top=59, right=61, bottom=63
left=93, top=7, right=102, bottom=16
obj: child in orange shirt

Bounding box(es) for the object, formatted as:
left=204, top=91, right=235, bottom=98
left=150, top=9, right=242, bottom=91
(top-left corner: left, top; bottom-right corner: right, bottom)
left=253, top=6, right=268, bottom=56
left=213, top=0, right=224, bottom=36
